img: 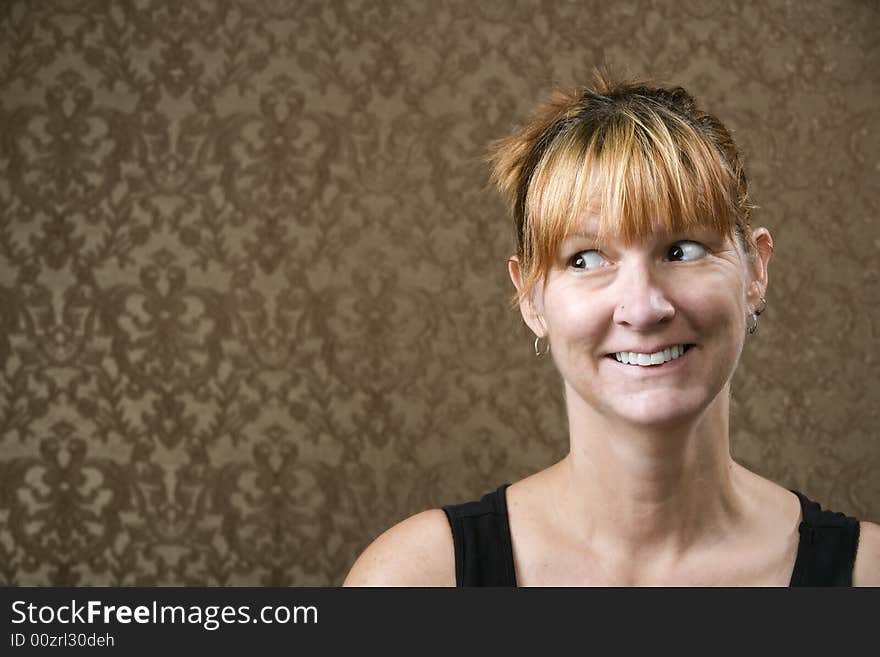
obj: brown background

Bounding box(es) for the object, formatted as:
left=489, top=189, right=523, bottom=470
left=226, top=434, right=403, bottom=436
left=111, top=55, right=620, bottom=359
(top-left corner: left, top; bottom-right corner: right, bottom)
left=0, top=1, right=877, bottom=586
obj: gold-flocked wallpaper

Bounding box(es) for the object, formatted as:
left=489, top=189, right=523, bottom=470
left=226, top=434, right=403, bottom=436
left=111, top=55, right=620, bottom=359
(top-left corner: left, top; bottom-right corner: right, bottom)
left=0, top=1, right=877, bottom=586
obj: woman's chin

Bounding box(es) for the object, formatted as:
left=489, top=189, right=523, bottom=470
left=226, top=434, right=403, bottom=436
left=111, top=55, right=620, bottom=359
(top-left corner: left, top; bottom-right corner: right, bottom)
left=602, top=389, right=713, bottom=428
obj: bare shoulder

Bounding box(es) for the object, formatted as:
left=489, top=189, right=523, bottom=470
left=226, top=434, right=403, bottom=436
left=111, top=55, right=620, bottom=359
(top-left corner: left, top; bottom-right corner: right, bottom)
left=342, top=509, right=455, bottom=587
left=853, top=520, right=880, bottom=587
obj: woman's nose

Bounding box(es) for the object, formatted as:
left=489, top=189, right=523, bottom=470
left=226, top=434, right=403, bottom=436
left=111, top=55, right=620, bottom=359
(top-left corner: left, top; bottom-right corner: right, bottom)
left=611, top=262, right=675, bottom=329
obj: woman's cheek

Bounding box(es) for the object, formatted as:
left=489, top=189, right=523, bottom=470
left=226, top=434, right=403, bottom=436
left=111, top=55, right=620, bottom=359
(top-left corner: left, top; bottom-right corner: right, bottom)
left=553, top=294, right=603, bottom=334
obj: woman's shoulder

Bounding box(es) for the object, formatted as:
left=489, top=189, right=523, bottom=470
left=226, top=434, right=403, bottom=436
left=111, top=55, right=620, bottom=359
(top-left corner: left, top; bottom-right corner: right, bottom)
left=342, top=508, right=455, bottom=587
left=853, top=519, right=880, bottom=586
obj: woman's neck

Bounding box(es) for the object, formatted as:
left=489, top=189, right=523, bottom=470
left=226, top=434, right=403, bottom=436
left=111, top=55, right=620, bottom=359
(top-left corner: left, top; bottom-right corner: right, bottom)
left=553, top=382, right=750, bottom=564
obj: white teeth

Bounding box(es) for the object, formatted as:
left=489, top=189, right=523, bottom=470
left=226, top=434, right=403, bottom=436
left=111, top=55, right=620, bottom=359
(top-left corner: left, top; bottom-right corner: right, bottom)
left=612, top=344, right=689, bottom=367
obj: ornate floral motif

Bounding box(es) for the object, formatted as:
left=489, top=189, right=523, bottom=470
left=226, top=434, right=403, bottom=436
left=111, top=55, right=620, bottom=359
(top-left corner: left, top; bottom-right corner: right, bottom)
left=7, top=69, right=131, bottom=212
left=100, top=255, right=230, bottom=390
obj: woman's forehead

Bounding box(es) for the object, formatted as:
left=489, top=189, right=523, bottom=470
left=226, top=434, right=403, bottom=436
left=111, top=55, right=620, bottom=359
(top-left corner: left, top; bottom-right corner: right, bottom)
left=566, top=213, right=726, bottom=243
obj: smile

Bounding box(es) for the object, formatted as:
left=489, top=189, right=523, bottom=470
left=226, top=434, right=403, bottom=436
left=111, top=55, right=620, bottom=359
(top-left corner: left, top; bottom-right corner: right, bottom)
left=605, top=344, right=694, bottom=367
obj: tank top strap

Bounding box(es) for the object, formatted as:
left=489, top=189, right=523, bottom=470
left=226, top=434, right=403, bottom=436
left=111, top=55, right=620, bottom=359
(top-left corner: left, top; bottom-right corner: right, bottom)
left=442, top=483, right=517, bottom=586
left=788, top=489, right=861, bottom=586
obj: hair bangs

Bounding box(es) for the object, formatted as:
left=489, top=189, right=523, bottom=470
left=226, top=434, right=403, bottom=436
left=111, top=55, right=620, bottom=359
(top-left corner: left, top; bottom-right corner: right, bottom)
left=490, top=72, right=756, bottom=310
left=518, top=105, right=740, bottom=306
left=591, top=107, right=739, bottom=244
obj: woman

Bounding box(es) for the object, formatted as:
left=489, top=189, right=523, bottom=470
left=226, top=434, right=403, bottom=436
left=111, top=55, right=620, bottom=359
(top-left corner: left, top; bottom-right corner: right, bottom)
left=344, top=71, right=880, bottom=586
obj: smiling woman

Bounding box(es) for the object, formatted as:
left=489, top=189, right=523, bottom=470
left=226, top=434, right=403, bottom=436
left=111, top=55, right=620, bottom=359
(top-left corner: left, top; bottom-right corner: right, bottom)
left=343, top=69, right=880, bottom=587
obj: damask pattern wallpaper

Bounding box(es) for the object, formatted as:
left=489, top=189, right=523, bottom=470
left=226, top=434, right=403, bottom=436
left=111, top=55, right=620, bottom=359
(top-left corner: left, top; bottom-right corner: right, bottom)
left=0, top=0, right=877, bottom=586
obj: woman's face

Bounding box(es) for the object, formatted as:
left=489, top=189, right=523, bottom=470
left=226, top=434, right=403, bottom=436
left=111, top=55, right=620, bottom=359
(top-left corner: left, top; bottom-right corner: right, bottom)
left=511, top=213, right=771, bottom=428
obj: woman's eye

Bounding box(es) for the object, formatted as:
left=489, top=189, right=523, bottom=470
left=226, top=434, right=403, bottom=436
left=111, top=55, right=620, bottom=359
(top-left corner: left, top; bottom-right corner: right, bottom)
left=668, top=241, right=707, bottom=262
left=569, top=250, right=608, bottom=270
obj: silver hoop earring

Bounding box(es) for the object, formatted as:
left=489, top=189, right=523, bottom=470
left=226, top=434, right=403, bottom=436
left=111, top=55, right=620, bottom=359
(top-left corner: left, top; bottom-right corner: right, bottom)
left=746, top=297, right=767, bottom=335
left=534, top=334, right=550, bottom=357
left=746, top=313, right=758, bottom=335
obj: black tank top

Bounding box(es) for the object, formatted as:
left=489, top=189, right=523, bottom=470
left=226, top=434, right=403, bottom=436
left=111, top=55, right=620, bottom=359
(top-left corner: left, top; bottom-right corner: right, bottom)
left=442, top=484, right=861, bottom=586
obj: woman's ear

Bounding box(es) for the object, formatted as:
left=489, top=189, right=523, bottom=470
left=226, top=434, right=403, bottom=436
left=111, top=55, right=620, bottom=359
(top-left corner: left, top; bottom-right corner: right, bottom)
left=508, top=255, right=547, bottom=337
left=747, top=227, right=773, bottom=309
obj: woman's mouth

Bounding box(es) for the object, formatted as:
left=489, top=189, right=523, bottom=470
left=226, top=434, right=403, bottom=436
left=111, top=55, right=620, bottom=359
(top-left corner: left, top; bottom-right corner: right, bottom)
left=605, top=344, right=695, bottom=368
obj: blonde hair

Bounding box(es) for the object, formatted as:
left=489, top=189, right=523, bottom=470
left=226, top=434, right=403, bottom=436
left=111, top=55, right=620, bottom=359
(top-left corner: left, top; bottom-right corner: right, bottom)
left=488, top=69, right=756, bottom=309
